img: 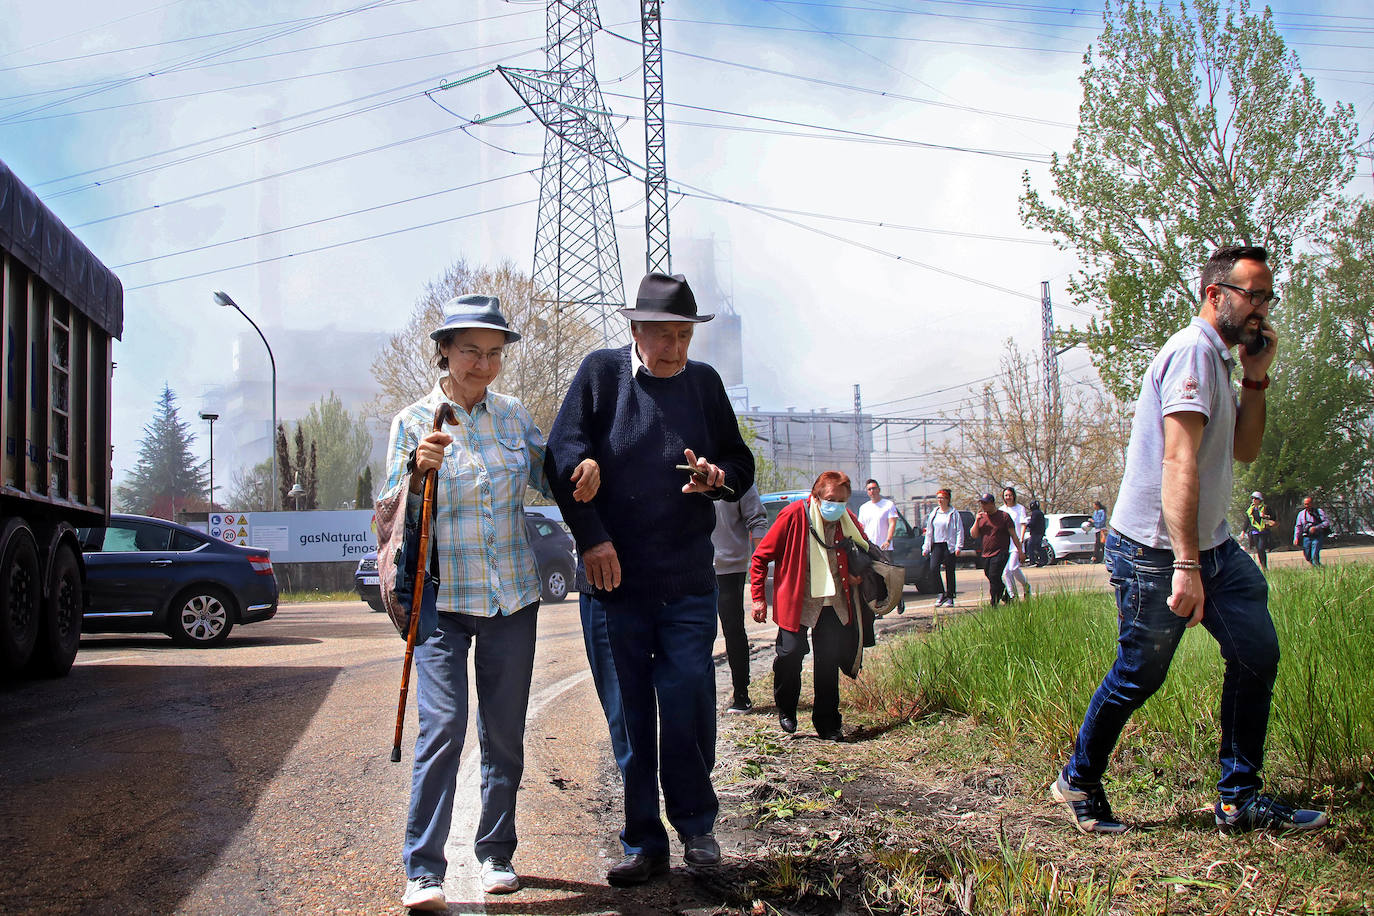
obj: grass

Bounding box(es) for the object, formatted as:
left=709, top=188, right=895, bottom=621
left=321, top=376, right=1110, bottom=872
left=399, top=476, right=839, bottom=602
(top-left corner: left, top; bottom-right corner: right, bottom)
left=279, top=589, right=358, bottom=604
left=717, top=562, right=1374, bottom=915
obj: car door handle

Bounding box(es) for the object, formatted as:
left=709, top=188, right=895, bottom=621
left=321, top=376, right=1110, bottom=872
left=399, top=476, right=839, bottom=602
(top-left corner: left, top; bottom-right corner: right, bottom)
left=149, top=559, right=173, bottom=566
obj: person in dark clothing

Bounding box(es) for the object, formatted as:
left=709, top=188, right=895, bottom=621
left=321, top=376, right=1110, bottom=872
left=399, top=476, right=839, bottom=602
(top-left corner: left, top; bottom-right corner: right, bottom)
left=713, top=484, right=769, bottom=713
left=545, top=272, right=755, bottom=888
left=1026, top=501, right=1048, bottom=567
left=970, top=493, right=1023, bottom=605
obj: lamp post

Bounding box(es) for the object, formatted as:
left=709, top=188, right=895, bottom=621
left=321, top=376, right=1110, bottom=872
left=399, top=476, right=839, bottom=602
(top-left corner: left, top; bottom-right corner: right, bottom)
left=287, top=473, right=306, bottom=511
left=199, top=411, right=219, bottom=509
left=213, top=291, right=278, bottom=510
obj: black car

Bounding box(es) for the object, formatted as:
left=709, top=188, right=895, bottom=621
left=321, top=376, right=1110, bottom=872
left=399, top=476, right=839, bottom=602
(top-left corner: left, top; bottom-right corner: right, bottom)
left=355, top=510, right=577, bottom=609
left=77, top=514, right=279, bottom=647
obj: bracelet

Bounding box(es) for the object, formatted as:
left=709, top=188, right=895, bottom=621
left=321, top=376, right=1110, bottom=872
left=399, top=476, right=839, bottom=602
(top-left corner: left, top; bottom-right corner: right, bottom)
left=1172, top=560, right=1202, bottom=571
left=1240, top=374, right=1270, bottom=390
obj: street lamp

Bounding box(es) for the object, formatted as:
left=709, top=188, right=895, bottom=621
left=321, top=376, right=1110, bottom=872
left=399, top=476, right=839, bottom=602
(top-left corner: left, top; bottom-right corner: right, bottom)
left=213, top=291, right=278, bottom=510
left=287, top=473, right=306, bottom=511
left=199, top=411, right=219, bottom=509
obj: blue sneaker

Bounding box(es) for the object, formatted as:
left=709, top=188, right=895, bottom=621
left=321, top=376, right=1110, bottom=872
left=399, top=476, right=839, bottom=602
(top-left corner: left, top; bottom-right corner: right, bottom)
left=1216, top=794, right=1329, bottom=832
left=1051, top=772, right=1127, bottom=834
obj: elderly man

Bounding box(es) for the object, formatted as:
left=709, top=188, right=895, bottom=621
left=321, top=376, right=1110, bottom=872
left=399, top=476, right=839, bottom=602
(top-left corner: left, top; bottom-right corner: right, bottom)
left=546, top=272, right=755, bottom=887
left=1053, top=245, right=1328, bottom=835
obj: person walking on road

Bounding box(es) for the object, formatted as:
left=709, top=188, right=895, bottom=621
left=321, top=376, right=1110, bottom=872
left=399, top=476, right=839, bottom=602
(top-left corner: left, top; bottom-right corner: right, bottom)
left=971, top=493, right=1022, bottom=606
left=921, top=489, right=963, bottom=606
left=1293, top=496, right=1331, bottom=567
left=858, top=479, right=898, bottom=551
left=713, top=484, right=769, bottom=713
left=1090, top=500, right=1108, bottom=564
left=1001, top=486, right=1031, bottom=599
left=750, top=471, right=870, bottom=742
left=545, top=272, right=755, bottom=888
left=381, top=295, right=600, bottom=911
left=1245, top=491, right=1275, bottom=571
left=1026, top=500, right=1048, bottom=567
left=1053, top=245, right=1329, bottom=836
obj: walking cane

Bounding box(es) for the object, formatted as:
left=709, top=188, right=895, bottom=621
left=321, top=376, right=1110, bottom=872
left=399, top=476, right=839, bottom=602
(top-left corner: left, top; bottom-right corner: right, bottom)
left=391, top=402, right=456, bottom=763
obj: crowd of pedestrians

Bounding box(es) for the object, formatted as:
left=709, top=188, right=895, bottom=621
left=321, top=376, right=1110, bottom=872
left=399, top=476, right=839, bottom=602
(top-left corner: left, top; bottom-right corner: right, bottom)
left=380, top=249, right=1335, bottom=911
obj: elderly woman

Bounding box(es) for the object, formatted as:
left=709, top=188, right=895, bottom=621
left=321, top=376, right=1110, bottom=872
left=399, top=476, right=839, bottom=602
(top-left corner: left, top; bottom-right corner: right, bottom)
left=382, top=294, right=597, bottom=912
left=750, top=470, right=870, bottom=742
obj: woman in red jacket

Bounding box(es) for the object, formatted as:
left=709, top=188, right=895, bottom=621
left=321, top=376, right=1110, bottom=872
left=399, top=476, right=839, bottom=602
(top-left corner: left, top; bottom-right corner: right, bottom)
left=750, top=470, right=869, bottom=741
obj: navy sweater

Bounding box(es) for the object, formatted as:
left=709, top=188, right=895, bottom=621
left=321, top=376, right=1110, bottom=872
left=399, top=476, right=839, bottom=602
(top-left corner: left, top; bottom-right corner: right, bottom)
left=545, top=345, right=755, bottom=600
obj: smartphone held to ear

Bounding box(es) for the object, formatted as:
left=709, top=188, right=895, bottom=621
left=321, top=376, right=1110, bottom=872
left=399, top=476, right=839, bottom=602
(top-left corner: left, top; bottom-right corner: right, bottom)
left=1245, top=321, right=1270, bottom=356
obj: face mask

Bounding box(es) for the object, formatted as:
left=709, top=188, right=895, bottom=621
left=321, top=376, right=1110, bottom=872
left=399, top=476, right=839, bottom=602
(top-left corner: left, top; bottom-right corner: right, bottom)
left=817, top=499, right=847, bottom=522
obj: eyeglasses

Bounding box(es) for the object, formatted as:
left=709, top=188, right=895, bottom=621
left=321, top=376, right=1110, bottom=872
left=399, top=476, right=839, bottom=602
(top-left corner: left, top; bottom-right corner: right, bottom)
left=1215, top=281, right=1279, bottom=308
left=453, top=346, right=504, bottom=365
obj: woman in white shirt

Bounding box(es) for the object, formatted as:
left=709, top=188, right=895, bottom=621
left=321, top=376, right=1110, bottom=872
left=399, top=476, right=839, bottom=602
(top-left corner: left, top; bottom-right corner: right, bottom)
left=1001, top=486, right=1031, bottom=600
left=921, top=488, right=963, bottom=607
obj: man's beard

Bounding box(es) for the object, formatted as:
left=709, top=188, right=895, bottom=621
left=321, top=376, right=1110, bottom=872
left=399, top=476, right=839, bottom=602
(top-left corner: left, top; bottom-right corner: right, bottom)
left=1216, top=300, right=1261, bottom=350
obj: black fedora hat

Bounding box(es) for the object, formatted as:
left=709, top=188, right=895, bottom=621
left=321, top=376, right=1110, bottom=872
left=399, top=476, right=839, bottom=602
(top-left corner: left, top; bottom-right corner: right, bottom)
left=618, top=273, right=714, bottom=323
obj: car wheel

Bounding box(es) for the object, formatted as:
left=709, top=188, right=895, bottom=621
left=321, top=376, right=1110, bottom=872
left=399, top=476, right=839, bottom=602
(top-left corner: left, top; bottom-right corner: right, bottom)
left=1044, top=545, right=1058, bottom=566
left=0, top=521, right=42, bottom=675
left=543, top=565, right=571, bottom=603
left=29, top=544, right=82, bottom=677
left=169, top=586, right=235, bottom=647
left=367, top=598, right=386, bottom=613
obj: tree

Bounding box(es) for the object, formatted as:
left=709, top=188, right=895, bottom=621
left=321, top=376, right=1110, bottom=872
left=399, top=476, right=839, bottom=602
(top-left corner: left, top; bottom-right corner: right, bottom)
left=115, top=384, right=209, bottom=517
left=229, top=459, right=273, bottom=511
left=739, top=419, right=797, bottom=494
left=1020, top=0, right=1358, bottom=400
left=355, top=466, right=375, bottom=509
left=369, top=259, right=602, bottom=436
left=296, top=392, right=374, bottom=510
left=925, top=342, right=1131, bottom=511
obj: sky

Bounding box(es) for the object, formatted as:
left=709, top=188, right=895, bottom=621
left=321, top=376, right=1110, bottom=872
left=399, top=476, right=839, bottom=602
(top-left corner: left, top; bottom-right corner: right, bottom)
left=2, top=0, right=1371, bottom=497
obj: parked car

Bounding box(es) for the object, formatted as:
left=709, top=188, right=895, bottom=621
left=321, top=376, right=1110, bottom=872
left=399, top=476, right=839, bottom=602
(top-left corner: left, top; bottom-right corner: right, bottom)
left=356, top=510, right=576, bottom=610
left=77, top=514, right=279, bottom=647
left=1040, top=513, right=1096, bottom=565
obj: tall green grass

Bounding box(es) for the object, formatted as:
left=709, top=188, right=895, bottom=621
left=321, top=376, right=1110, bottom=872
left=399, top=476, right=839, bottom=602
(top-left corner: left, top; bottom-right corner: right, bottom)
left=853, top=563, right=1374, bottom=789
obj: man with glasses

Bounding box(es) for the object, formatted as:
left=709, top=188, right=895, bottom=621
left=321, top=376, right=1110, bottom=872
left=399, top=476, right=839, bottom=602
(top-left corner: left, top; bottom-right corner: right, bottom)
left=1053, top=246, right=1330, bottom=835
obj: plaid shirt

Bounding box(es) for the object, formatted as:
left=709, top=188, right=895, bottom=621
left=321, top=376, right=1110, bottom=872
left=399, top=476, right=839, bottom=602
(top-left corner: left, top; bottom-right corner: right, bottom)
left=381, top=379, right=549, bottom=617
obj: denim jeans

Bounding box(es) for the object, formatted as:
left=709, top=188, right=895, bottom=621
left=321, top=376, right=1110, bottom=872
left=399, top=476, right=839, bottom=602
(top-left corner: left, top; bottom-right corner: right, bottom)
left=1301, top=535, right=1325, bottom=566
left=404, top=605, right=538, bottom=880
left=592, top=587, right=719, bottom=856
left=579, top=593, right=632, bottom=775
left=1065, top=533, right=1278, bottom=802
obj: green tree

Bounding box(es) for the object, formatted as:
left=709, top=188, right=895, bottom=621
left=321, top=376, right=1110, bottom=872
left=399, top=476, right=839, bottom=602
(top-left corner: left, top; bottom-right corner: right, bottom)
left=229, top=458, right=273, bottom=511
left=355, top=466, right=375, bottom=509
left=1020, top=0, right=1358, bottom=399
left=296, top=392, right=374, bottom=510
left=115, top=384, right=209, bottom=517
left=739, top=419, right=795, bottom=494
left=369, top=259, right=601, bottom=436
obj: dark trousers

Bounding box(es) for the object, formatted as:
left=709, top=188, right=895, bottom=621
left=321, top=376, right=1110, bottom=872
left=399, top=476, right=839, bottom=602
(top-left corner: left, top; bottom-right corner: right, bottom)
left=715, top=572, right=751, bottom=695
left=929, top=543, right=956, bottom=600
left=983, top=551, right=1009, bottom=603
left=1066, top=534, right=1277, bottom=802
left=1247, top=529, right=1269, bottom=570
left=773, top=607, right=851, bottom=735
left=579, top=593, right=631, bottom=775
left=593, top=587, right=720, bottom=856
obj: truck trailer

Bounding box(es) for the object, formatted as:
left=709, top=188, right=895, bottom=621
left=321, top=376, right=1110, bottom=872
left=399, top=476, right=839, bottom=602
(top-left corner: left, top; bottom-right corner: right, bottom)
left=0, top=157, right=123, bottom=677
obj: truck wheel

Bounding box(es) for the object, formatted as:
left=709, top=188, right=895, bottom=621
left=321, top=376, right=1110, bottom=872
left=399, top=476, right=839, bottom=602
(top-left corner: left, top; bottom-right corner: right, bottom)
left=542, top=565, right=570, bottom=603
left=29, top=544, right=82, bottom=677
left=0, top=522, right=42, bottom=675
left=169, top=586, right=235, bottom=647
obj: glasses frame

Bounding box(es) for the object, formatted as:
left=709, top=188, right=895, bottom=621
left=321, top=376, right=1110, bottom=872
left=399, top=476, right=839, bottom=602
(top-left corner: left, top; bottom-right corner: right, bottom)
left=1214, top=281, right=1279, bottom=308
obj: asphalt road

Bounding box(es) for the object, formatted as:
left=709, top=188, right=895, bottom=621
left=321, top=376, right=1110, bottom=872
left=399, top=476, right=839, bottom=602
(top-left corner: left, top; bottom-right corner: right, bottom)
left=1, top=541, right=1366, bottom=914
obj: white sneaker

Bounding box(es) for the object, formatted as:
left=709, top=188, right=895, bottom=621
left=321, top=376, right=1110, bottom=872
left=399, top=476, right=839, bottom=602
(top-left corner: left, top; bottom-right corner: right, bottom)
left=481, top=856, right=520, bottom=894
left=401, top=875, right=446, bottom=911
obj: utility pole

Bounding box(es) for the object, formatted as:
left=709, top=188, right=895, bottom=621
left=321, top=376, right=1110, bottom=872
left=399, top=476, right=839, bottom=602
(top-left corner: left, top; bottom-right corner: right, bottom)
left=641, top=0, right=670, bottom=274
left=853, top=384, right=863, bottom=483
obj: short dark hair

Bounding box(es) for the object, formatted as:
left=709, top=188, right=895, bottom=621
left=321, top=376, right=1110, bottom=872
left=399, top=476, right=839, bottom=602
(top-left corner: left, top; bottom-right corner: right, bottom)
left=432, top=331, right=456, bottom=371
left=1200, top=245, right=1268, bottom=299
left=865, top=479, right=880, bottom=488
left=812, top=470, right=852, bottom=499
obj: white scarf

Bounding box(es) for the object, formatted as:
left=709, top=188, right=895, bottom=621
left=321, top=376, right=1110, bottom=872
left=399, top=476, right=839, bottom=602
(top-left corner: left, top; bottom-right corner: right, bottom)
left=807, top=497, right=867, bottom=599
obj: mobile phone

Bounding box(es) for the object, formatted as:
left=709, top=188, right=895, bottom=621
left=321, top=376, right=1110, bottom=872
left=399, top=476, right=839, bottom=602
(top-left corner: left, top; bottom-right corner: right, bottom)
left=674, top=464, right=735, bottom=496
left=1245, top=321, right=1270, bottom=356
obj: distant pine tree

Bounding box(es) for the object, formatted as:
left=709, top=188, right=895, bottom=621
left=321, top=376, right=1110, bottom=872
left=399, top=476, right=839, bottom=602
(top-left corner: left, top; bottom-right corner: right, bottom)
left=115, top=384, right=209, bottom=518
left=355, top=466, right=375, bottom=509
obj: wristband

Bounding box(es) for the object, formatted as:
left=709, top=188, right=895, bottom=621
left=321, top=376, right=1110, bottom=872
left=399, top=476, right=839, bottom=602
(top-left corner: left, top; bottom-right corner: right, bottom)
left=1172, top=560, right=1201, bottom=571
left=1240, top=374, right=1269, bottom=390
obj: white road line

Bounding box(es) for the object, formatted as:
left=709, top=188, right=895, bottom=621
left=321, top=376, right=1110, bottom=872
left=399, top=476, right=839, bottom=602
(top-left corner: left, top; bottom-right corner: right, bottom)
left=73, top=654, right=153, bottom=666
left=442, top=669, right=594, bottom=909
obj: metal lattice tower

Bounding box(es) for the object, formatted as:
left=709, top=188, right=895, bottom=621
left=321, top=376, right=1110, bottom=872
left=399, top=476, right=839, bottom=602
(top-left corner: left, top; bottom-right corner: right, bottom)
left=641, top=0, right=670, bottom=274
left=498, top=1, right=629, bottom=345
left=1041, top=280, right=1060, bottom=410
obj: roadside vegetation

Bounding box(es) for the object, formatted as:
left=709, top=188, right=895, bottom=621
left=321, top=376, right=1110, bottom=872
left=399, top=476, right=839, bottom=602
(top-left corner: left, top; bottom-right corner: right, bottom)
left=279, top=589, right=358, bottom=604
left=716, top=564, right=1373, bottom=914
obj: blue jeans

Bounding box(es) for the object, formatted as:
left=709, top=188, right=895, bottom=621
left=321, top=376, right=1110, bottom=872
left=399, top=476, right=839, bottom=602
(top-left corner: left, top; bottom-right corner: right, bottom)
left=589, top=587, right=719, bottom=856
left=1066, top=533, right=1279, bottom=803
left=579, top=592, right=631, bottom=774
left=1301, top=535, right=1324, bottom=566
left=404, top=605, right=538, bottom=879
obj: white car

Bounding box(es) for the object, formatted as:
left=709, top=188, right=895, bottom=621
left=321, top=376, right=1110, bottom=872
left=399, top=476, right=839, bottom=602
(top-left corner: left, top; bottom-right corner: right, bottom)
left=1040, top=513, right=1097, bottom=565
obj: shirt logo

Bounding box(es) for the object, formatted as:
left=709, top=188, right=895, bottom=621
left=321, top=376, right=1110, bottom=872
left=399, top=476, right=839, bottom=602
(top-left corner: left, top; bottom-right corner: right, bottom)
left=1177, top=375, right=1200, bottom=400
